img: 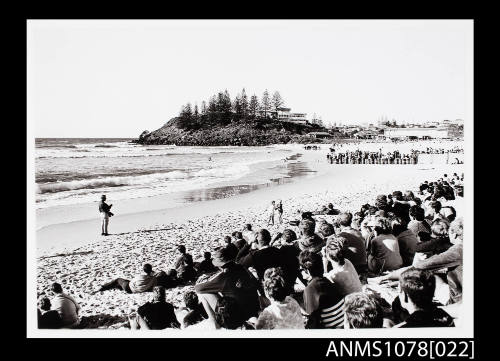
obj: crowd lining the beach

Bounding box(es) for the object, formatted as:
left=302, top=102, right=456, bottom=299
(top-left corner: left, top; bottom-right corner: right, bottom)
left=326, top=146, right=464, bottom=165
left=37, top=172, right=465, bottom=331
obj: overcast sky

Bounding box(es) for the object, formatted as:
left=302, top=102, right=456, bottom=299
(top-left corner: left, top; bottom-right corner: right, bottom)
left=28, top=20, right=473, bottom=138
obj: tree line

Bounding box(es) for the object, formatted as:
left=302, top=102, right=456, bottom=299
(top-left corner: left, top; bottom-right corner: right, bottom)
left=177, top=89, right=286, bottom=127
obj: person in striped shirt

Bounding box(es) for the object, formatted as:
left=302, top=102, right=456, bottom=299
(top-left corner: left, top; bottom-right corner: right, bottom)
left=299, top=251, right=345, bottom=329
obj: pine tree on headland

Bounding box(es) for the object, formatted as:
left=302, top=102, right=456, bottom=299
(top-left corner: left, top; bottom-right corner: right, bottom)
left=241, top=88, right=249, bottom=117
left=194, top=103, right=199, bottom=118
left=261, top=90, right=271, bottom=118
left=201, top=101, right=207, bottom=115
left=272, top=91, right=284, bottom=115
left=249, top=94, right=259, bottom=118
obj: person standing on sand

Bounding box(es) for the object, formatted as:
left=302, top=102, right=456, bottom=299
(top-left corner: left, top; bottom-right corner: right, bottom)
left=276, top=200, right=283, bottom=224
left=267, top=201, right=276, bottom=226
left=99, top=195, right=113, bottom=236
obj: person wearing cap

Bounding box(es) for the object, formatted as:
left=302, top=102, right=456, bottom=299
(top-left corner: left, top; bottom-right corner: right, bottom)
left=366, top=217, right=403, bottom=274
left=98, top=194, right=113, bottom=236
left=195, top=245, right=260, bottom=329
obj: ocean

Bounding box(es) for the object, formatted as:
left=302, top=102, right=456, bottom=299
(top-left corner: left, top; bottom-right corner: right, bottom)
left=35, top=138, right=314, bottom=210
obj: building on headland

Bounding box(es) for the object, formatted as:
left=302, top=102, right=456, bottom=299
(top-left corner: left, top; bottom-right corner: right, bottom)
left=307, top=131, right=332, bottom=139
left=257, top=107, right=308, bottom=124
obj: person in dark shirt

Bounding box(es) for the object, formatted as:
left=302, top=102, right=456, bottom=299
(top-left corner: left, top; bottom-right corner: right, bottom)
left=177, top=253, right=197, bottom=284
left=275, top=229, right=301, bottom=293
left=181, top=290, right=208, bottom=328
left=195, top=245, right=260, bottom=328
left=236, top=228, right=282, bottom=281
left=391, top=216, right=418, bottom=267
left=98, top=195, right=113, bottom=236
left=416, top=219, right=452, bottom=256
left=396, top=268, right=454, bottom=328
left=174, top=245, right=189, bottom=269
left=154, top=268, right=179, bottom=289
left=195, top=251, right=218, bottom=275
left=336, top=212, right=368, bottom=275
left=38, top=297, right=62, bottom=329
left=133, top=286, right=180, bottom=330
left=299, top=251, right=345, bottom=329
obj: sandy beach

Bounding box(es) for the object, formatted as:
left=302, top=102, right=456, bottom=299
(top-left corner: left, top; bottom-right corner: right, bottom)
left=34, top=146, right=464, bottom=329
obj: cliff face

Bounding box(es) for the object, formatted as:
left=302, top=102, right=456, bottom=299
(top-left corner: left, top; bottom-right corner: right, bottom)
left=136, top=117, right=328, bottom=146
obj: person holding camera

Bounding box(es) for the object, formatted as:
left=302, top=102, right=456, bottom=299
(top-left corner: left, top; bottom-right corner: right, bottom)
left=99, top=194, right=113, bottom=236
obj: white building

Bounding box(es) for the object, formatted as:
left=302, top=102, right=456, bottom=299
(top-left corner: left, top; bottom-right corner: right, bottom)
left=384, top=127, right=449, bottom=139
left=257, top=107, right=308, bottom=124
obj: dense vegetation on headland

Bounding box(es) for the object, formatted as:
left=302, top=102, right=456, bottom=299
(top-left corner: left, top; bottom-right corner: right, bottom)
left=136, top=89, right=328, bottom=146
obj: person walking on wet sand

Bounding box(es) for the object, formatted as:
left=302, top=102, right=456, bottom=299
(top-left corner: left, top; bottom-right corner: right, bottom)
left=99, top=195, right=113, bottom=236
left=267, top=201, right=276, bottom=226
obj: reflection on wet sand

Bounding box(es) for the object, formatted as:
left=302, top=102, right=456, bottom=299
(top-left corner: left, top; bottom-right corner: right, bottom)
left=181, top=159, right=316, bottom=203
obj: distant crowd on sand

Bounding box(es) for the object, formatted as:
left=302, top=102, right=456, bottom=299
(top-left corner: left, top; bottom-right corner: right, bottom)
left=327, top=147, right=464, bottom=165
left=37, top=173, right=465, bottom=330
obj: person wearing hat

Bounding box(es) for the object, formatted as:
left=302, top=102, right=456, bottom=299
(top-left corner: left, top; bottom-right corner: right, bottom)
left=98, top=194, right=113, bottom=236
left=195, top=245, right=260, bottom=329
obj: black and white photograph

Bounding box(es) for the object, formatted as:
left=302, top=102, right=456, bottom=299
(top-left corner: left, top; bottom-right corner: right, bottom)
left=27, top=19, right=474, bottom=342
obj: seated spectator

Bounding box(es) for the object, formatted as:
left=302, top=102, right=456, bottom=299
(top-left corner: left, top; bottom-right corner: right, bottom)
left=366, top=217, right=403, bottom=274
left=298, top=218, right=325, bottom=254
left=395, top=268, right=454, bottom=328
left=276, top=229, right=302, bottom=293
left=154, top=268, right=179, bottom=289
left=214, top=296, right=255, bottom=330
left=174, top=245, right=190, bottom=269
left=181, top=290, right=208, bottom=328
left=232, top=231, right=244, bottom=243
left=196, top=251, right=218, bottom=275
left=414, top=218, right=463, bottom=304
left=131, top=286, right=180, bottom=330
left=242, top=224, right=255, bottom=243
left=416, top=219, right=452, bottom=256
left=375, top=194, right=390, bottom=213
left=38, top=296, right=62, bottom=329
left=317, top=220, right=335, bottom=239
left=326, top=203, right=339, bottom=215
left=255, top=268, right=305, bottom=329
left=323, top=237, right=362, bottom=296
left=195, top=245, right=260, bottom=328
left=50, top=282, right=81, bottom=328
left=97, top=263, right=157, bottom=294
left=391, top=216, right=418, bottom=266
left=440, top=206, right=457, bottom=223
left=299, top=251, right=345, bottom=329
left=343, top=292, right=384, bottom=329
left=336, top=212, right=368, bottom=275
left=408, top=205, right=431, bottom=242
left=236, top=228, right=282, bottom=281
left=177, top=253, right=198, bottom=284
left=223, top=235, right=232, bottom=246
